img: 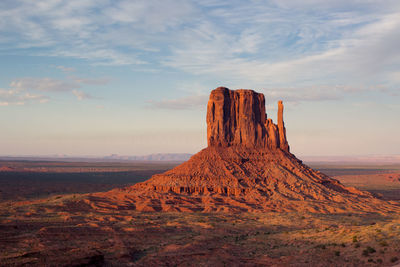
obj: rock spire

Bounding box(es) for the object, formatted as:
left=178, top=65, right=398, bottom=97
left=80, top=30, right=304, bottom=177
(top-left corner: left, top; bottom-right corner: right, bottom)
left=277, top=100, right=289, bottom=152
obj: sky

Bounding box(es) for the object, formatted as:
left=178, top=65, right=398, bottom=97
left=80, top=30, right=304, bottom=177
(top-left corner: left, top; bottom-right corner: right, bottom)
left=0, top=0, right=399, bottom=157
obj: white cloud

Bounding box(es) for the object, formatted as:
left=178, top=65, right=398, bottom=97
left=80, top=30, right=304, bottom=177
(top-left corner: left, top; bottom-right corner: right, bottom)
left=103, top=0, right=194, bottom=31
left=147, top=84, right=385, bottom=110
left=148, top=94, right=208, bottom=110
left=72, top=89, right=93, bottom=101
left=0, top=0, right=195, bottom=65
left=71, top=77, right=110, bottom=85
left=0, top=74, right=108, bottom=106
left=0, top=88, right=49, bottom=106
left=163, top=8, right=400, bottom=92
left=0, top=0, right=399, bottom=98
left=56, top=65, right=76, bottom=73
left=10, top=77, right=77, bottom=92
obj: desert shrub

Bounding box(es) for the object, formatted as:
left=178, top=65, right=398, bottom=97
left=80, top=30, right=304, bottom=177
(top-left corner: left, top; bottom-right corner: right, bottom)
left=366, top=246, right=376, bottom=253
left=377, top=259, right=383, bottom=264
left=379, top=240, right=388, bottom=247
left=362, top=246, right=376, bottom=256
left=334, top=251, right=340, bottom=256
left=354, top=243, right=360, bottom=248
left=391, top=257, right=399, bottom=263
left=352, top=236, right=358, bottom=243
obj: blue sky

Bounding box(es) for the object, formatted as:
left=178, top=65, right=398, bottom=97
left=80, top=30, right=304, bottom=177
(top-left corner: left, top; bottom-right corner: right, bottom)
left=0, top=0, right=399, bottom=156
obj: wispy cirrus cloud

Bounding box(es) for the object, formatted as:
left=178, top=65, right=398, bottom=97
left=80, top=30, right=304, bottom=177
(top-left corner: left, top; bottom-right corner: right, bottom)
left=147, top=84, right=393, bottom=110
left=148, top=94, right=208, bottom=110
left=164, top=8, right=400, bottom=89
left=0, top=88, right=49, bottom=106
left=10, top=77, right=78, bottom=92
left=0, top=0, right=195, bottom=65
left=72, top=89, right=95, bottom=101
left=0, top=0, right=399, bottom=100
left=0, top=71, right=108, bottom=106
left=56, top=65, right=76, bottom=73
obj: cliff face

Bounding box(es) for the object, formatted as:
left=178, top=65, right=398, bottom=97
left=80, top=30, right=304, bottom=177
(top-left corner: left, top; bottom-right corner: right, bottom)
left=206, top=87, right=289, bottom=152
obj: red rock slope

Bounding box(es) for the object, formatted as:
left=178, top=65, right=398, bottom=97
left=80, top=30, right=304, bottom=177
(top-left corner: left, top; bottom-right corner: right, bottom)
left=86, top=87, right=398, bottom=213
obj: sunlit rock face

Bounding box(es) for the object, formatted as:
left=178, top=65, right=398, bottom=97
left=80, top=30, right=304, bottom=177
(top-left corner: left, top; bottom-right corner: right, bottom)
left=206, top=87, right=289, bottom=152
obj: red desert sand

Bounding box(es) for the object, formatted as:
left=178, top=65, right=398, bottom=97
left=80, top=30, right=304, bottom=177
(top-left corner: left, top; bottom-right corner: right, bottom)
left=73, top=87, right=399, bottom=214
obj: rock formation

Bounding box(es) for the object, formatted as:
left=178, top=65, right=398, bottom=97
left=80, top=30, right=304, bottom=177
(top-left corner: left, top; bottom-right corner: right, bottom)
left=277, top=100, right=289, bottom=152
left=206, top=87, right=289, bottom=151
left=84, top=87, right=399, bottom=213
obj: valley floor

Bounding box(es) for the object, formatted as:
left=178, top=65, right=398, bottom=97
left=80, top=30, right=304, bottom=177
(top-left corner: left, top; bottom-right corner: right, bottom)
left=1, top=161, right=400, bottom=266
left=1, top=196, right=400, bottom=266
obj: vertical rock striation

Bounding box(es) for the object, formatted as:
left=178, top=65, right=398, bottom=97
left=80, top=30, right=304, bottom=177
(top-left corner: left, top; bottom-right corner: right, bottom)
left=207, top=87, right=289, bottom=152
left=206, top=87, right=266, bottom=147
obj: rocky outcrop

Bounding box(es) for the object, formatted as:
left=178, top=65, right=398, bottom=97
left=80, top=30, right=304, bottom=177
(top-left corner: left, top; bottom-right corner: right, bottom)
left=85, top=87, right=398, bottom=214
left=207, top=87, right=289, bottom=152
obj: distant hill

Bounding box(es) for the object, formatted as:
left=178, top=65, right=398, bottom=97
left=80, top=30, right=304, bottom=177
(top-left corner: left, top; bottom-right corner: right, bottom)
left=2, top=153, right=400, bottom=164
left=103, top=153, right=192, bottom=162
left=0, top=153, right=193, bottom=162
left=302, top=155, right=400, bottom=164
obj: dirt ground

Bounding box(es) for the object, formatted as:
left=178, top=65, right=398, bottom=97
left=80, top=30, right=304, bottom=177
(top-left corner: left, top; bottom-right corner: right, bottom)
left=1, top=162, right=400, bottom=266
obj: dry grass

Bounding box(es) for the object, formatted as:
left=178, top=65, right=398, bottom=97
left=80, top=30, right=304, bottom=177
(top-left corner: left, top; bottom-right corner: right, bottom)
left=1, top=199, right=400, bottom=266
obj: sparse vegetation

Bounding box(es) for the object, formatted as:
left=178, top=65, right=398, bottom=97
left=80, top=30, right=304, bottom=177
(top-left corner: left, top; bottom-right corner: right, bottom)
left=315, top=244, right=326, bottom=250
left=1, top=161, right=400, bottom=266
left=379, top=240, right=388, bottom=247
left=362, top=246, right=376, bottom=256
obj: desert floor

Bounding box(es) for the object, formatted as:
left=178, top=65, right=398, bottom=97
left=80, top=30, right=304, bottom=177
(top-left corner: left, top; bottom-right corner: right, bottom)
left=0, top=161, right=400, bottom=266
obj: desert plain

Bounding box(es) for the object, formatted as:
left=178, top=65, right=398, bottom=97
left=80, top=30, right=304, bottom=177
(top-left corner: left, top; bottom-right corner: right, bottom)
left=1, top=160, right=400, bottom=267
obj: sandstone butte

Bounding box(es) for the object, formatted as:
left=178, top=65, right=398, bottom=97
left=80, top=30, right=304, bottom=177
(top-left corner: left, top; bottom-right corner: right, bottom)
left=81, top=87, right=399, bottom=213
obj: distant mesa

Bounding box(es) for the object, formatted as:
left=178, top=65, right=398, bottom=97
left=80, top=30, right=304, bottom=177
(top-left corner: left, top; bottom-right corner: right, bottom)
left=83, top=87, right=398, bottom=213
left=104, top=153, right=192, bottom=162
left=0, top=166, right=15, bottom=172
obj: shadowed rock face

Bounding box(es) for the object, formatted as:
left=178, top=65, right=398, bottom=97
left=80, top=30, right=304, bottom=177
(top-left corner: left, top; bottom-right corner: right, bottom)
left=207, top=87, right=289, bottom=152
